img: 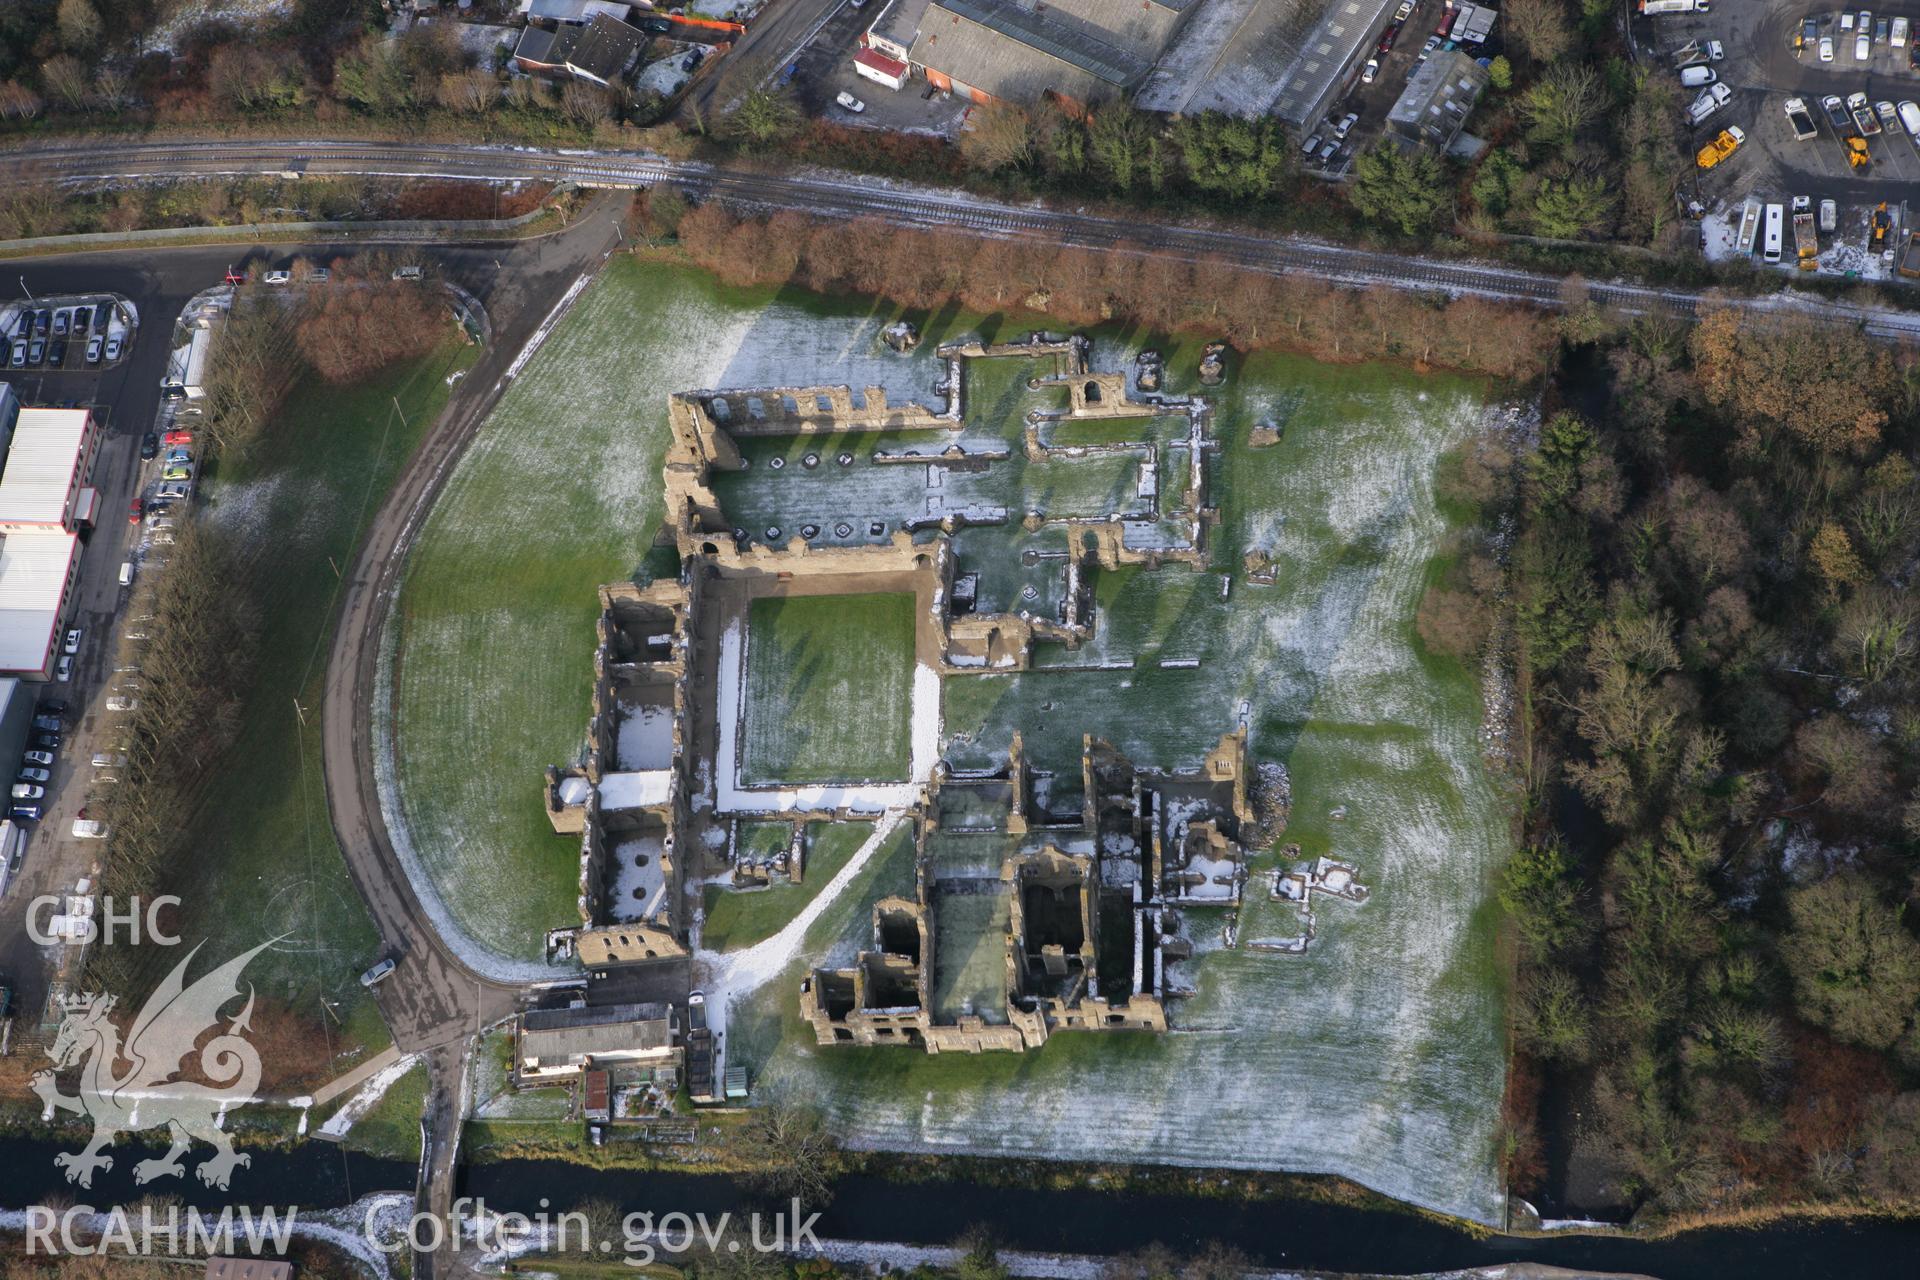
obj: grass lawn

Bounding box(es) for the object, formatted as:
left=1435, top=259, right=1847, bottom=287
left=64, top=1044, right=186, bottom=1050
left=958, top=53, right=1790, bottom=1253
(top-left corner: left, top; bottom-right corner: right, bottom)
left=701, top=820, right=870, bottom=952
left=340, top=1060, right=429, bottom=1161
left=148, top=335, right=477, bottom=1081
left=740, top=593, right=916, bottom=785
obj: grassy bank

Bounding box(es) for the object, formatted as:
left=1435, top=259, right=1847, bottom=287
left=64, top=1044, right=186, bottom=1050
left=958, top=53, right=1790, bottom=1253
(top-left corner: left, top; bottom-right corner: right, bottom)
left=148, top=334, right=478, bottom=1081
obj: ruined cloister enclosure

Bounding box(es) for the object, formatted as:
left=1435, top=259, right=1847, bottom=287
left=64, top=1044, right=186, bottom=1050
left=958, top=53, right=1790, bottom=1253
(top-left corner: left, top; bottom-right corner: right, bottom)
left=381, top=261, right=1514, bottom=1224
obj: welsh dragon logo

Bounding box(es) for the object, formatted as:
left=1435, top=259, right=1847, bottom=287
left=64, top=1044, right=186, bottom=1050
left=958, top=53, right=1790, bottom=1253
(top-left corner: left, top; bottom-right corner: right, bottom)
left=33, top=939, right=272, bottom=1190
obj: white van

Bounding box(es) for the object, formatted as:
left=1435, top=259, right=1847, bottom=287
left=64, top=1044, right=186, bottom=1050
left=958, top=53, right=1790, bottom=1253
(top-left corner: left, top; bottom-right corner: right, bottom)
left=1901, top=100, right=1920, bottom=137
left=118, top=562, right=132, bottom=586
left=1763, top=202, right=1785, bottom=264
left=1680, top=65, right=1717, bottom=87
left=1896, top=16, right=1910, bottom=45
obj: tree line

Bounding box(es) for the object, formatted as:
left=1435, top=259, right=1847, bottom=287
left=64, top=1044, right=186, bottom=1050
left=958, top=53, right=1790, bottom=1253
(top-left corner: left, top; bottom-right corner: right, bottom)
left=654, top=196, right=1555, bottom=380
left=1427, top=301, right=1920, bottom=1218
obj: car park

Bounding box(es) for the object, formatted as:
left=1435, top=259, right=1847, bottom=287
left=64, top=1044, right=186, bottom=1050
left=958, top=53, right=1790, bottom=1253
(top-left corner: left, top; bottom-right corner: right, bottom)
left=85, top=335, right=101, bottom=363
left=834, top=90, right=866, bottom=112
left=17, top=768, right=49, bottom=784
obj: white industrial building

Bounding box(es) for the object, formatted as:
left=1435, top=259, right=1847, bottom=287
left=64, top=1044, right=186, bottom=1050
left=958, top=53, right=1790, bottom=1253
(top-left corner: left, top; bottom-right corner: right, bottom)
left=0, top=407, right=98, bottom=680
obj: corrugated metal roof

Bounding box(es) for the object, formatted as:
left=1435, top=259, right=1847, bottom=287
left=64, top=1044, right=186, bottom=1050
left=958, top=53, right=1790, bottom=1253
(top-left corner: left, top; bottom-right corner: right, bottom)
left=918, top=0, right=1153, bottom=93
left=0, top=409, right=88, bottom=528
left=521, top=1001, right=675, bottom=1066
left=0, top=531, right=77, bottom=672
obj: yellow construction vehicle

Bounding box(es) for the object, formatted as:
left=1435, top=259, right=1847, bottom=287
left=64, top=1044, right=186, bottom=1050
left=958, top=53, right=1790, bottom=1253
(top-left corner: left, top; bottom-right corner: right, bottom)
left=1872, top=201, right=1893, bottom=244
left=1846, top=136, right=1872, bottom=169
left=1696, top=125, right=1746, bottom=169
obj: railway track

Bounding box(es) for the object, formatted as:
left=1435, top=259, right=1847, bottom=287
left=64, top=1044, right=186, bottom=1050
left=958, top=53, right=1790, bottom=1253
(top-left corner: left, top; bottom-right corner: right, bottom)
left=7, top=136, right=1920, bottom=337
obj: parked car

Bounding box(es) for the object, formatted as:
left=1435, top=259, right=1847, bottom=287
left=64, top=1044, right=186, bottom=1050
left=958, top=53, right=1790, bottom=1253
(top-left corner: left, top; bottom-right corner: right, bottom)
left=9, top=341, right=24, bottom=367
left=1879, top=15, right=1890, bottom=41
left=163, top=429, right=194, bottom=446
left=262, top=269, right=292, bottom=285
left=164, top=448, right=191, bottom=466
left=1820, top=197, right=1838, bottom=231
left=84, top=336, right=101, bottom=363
left=32, top=310, right=48, bottom=335
left=126, top=497, right=143, bottom=523
left=54, top=656, right=70, bottom=683
left=62, top=629, right=80, bottom=656
left=27, top=339, right=44, bottom=364
left=1317, top=140, right=1340, bottom=163
left=91, top=305, right=107, bottom=333
left=309, top=268, right=330, bottom=283
left=834, top=90, right=866, bottom=112
left=91, top=753, right=126, bottom=768
left=29, top=733, right=59, bottom=752
left=156, top=482, right=190, bottom=500
left=1824, top=94, right=1851, bottom=128
left=1861, top=10, right=1874, bottom=35
left=39, top=699, right=67, bottom=716
left=11, top=783, right=43, bottom=801
left=1301, top=132, right=1324, bottom=155
left=9, top=803, right=41, bottom=822
left=22, top=751, right=53, bottom=767
left=103, top=335, right=120, bottom=360
left=47, top=338, right=64, bottom=365
left=31, top=715, right=61, bottom=733
left=1901, top=99, right=1920, bottom=135
left=1333, top=111, right=1359, bottom=138
left=50, top=310, right=68, bottom=337
left=1362, top=57, right=1380, bottom=82
left=1858, top=32, right=1872, bottom=58
left=1377, top=21, right=1400, bottom=53
left=105, top=695, right=138, bottom=712
left=140, top=434, right=158, bottom=461
left=1394, top=0, right=1413, bottom=18
left=17, top=768, right=49, bottom=784
left=71, top=817, right=107, bottom=839
left=392, top=265, right=423, bottom=281
left=1878, top=99, right=1901, bottom=130
left=161, top=465, right=192, bottom=482
left=1680, top=65, right=1717, bottom=86
left=72, top=305, right=90, bottom=332
left=1706, top=39, right=1724, bottom=58
left=360, top=957, right=398, bottom=987
left=1419, top=34, right=1441, bottom=59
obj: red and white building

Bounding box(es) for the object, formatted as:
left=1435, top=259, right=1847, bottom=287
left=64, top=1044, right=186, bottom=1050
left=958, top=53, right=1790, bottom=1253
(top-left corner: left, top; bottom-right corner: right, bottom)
left=0, top=407, right=98, bottom=680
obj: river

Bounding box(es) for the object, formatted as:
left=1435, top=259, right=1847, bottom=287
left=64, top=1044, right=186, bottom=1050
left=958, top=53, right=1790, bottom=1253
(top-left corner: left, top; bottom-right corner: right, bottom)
left=0, top=1136, right=1915, bottom=1278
